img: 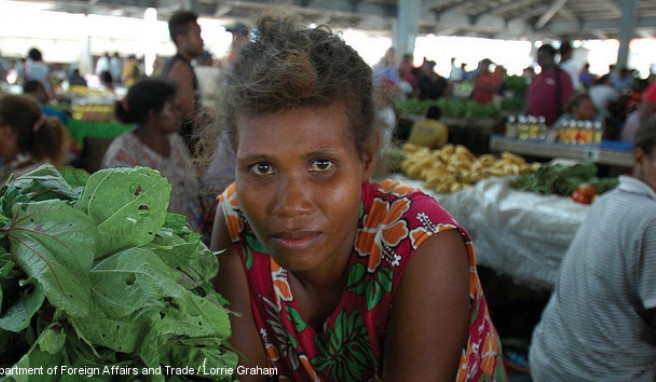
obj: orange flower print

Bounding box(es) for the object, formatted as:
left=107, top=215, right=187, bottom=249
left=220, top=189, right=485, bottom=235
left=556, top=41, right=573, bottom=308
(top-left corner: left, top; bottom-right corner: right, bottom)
left=409, top=212, right=459, bottom=250
left=266, top=343, right=280, bottom=362
left=379, top=179, right=419, bottom=196
left=271, top=260, right=293, bottom=308
left=219, top=183, right=243, bottom=241
left=355, top=197, right=410, bottom=272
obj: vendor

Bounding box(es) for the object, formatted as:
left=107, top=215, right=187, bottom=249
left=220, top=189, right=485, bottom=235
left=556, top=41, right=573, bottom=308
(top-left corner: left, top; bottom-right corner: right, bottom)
left=407, top=105, right=448, bottom=149
left=529, top=116, right=656, bottom=381
left=210, top=13, right=506, bottom=381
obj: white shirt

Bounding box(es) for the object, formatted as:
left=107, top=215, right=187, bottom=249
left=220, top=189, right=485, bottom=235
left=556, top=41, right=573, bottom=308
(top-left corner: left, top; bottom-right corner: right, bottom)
left=530, top=176, right=656, bottom=382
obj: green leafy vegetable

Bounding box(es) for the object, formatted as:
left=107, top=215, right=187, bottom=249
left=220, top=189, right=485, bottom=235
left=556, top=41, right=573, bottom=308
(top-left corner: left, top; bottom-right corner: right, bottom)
left=0, top=165, right=236, bottom=381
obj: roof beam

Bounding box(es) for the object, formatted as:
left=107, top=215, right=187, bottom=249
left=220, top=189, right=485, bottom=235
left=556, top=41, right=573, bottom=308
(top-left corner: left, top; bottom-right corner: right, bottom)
left=479, top=0, right=536, bottom=17
left=535, top=0, right=568, bottom=29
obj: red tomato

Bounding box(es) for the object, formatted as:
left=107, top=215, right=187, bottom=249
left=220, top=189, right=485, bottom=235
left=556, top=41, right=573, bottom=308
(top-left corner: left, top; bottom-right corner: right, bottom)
left=571, top=190, right=592, bottom=204
left=575, top=184, right=596, bottom=198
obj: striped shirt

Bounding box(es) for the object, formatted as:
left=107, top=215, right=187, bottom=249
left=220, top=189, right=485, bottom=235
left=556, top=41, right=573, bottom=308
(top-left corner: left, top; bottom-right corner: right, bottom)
left=529, top=176, right=656, bottom=381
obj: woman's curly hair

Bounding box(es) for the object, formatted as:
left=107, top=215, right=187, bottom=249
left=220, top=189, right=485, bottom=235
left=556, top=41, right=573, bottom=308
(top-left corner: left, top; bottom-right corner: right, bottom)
left=221, top=13, right=376, bottom=156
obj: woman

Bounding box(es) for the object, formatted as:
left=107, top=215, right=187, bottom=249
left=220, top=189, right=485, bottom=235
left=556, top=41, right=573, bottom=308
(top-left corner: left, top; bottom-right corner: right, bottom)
left=529, top=117, right=656, bottom=381
left=0, top=94, right=67, bottom=184
left=101, top=78, right=202, bottom=230
left=210, top=14, right=506, bottom=381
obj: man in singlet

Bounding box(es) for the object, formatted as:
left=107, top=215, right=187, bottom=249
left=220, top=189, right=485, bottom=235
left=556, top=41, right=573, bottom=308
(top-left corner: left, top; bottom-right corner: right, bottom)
left=162, top=10, right=204, bottom=156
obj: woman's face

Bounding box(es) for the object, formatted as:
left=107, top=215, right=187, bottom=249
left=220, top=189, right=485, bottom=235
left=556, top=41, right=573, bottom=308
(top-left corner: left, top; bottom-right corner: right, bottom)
left=234, top=103, right=375, bottom=272
left=151, top=97, right=181, bottom=135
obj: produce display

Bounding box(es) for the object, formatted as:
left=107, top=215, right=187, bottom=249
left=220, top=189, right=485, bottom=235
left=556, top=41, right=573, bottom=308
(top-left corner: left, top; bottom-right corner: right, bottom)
left=401, top=143, right=540, bottom=194
left=0, top=165, right=237, bottom=380
left=510, top=161, right=619, bottom=203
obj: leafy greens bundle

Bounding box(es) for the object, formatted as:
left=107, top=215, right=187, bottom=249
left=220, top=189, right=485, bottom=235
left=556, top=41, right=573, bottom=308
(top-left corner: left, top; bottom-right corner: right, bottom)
left=0, top=165, right=237, bottom=381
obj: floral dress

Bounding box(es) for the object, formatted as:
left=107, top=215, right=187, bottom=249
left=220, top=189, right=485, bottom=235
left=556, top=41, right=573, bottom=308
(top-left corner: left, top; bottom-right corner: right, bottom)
left=219, top=179, right=507, bottom=381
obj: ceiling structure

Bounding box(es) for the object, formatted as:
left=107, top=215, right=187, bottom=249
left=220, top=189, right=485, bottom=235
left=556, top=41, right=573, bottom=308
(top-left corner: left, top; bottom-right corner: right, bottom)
left=9, top=0, right=656, bottom=41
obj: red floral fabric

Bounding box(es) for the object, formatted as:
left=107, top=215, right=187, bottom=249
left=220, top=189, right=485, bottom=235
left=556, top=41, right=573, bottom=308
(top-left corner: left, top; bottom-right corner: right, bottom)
left=219, top=179, right=507, bottom=381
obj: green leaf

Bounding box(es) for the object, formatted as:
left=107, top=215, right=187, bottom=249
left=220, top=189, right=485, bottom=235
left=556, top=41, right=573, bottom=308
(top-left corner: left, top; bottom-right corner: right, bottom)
left=57, top=166, right=90, bottom=192
left=347, top=263, right=366, bottom=289
left=0, top=278, right=45, bottom=332
left=37, top=325, right=66, bottom=354
left=378, top=266, right=393, bottom=293
left=8, top=200, right=95, bottom=318
left=89, top=247, right=182, bottom=319
left=76, top=167, right=170, bottom=257
left=285, top=306, right=308, bottom=333
left=0, top=165, right=83, bottom=217
left=366, top=280, right=383, bottom=311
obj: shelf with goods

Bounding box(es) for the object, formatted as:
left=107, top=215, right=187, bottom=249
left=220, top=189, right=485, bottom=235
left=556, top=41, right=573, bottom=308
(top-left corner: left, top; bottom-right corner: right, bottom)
left=490, top=135, right=633, bottom=168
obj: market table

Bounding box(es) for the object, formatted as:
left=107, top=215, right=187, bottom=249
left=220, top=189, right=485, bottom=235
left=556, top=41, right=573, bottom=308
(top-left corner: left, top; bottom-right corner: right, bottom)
left=65, top=119, right=134, bottom=148
left=65, top=120, right=134, bottom=173
left=490, top=135, right=633, bottom=167
left=390, top=174, right=590, bottom=290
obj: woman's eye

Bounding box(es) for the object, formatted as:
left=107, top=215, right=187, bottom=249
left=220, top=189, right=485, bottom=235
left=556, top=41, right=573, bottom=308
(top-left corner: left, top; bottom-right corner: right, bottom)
left=250, top=163, right=274, bottom=176
left=310, top=159, right=335, bottom=172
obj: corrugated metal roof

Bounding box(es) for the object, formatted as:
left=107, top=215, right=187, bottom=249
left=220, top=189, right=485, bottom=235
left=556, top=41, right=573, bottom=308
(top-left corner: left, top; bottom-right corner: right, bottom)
left=9, top=0, right=656, bottom=40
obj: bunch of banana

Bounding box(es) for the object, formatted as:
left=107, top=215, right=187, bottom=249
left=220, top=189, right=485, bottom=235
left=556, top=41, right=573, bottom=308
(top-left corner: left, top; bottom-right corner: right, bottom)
left=401, top=143, right=540, bottom=194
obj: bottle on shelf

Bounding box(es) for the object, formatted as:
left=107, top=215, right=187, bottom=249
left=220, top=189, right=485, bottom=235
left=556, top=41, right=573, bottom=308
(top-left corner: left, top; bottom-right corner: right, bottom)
left=583, top=120, right=593, bottom=145
left=575, top=120, right=586, bottom=144
left=505, top=115, right=517, bottom=138
left=537, top=116, right=547, bottom=140
left=566, top=119, right=578, bottom=144
left=518, top=115, right=529, bottom=140
left=528, top=116, right=539, bottom=140
left=593, top=120, right=603, bottom=146
left=557, top=118, right=568, bottom=143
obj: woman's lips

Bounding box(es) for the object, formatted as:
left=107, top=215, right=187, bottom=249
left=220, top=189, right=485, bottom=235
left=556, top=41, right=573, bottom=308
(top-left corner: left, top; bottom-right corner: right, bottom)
left=271, top=231, right=321, bottom=251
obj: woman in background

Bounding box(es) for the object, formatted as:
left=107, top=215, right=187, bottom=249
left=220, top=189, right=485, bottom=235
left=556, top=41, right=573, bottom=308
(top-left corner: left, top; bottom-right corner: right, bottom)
left=0, top=94, right=67, bottom=184
left=101, top=78, right=202, bottom=230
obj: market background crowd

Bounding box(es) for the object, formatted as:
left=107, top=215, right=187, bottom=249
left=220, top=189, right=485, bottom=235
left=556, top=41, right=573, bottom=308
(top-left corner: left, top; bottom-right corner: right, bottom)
left=1, top=8, right=656, bottom=381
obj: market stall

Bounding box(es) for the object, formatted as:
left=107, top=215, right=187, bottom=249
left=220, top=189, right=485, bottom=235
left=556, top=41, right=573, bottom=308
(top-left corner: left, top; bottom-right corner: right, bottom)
left=396, top=142, right=622, bottom=290
left=392, top=174, right=589, bottom=290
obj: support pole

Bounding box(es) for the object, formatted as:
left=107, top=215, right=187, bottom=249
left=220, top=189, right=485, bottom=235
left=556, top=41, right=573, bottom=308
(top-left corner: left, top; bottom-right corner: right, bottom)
left=394, top=0, right=421, bottom=62
left=616, top=0, right=637, bottom=69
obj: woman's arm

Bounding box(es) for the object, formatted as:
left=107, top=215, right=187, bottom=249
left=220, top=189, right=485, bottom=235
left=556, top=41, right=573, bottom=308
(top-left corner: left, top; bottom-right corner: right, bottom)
left=211, top=207, right=268, bottom=381
left=382, top=229, right=470, bottom=381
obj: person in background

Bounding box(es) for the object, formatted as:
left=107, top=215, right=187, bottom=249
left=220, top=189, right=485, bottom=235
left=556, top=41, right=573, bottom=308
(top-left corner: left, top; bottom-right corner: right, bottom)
left=407, top=105, right=448, bottom=149
left=622, top=80, right=656, bottom=144
left=449, top=57, right=464, bottom=82
left=589, top=74, right=619, bottom=120
left=470, top=58, right=502, bottom=105
left=24, top=47, right=51, bottom=96
left=398, top=53, right=418, bottom=97
left=0, top=50, right=9, bottom=83
left=101, top=78, right=202, bottom=231
left=611, top=66, right=634, bottom=92
left=529, top=116, right=656, bottom=381
left=161, top=10, right=204, bottom=156
left=578, top=62, right=595, bottom=89
left=109, top=52, right=123, bottom=86
left=372, top=47, right=401, bottom=89
left=95, top=52, right=110, bottom=76
left=68, top=67, right=87, bottom=87
left=554, top=93, right=603, bottom=128
left=22, top=80, right=69, bottom=124
left=559, top=41, right=581, bottom=91
left=0, top=94, right=67, bottom=184
left=210, top=13, right=506, bottom=381
left=122, top=54, right=141, bottom=88
left=417, top=58, right=448, bottom=100
left=525, top=44, right=574, bottom=126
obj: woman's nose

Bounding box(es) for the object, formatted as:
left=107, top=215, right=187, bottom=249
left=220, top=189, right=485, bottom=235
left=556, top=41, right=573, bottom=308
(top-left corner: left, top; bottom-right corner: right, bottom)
left=273, top=173, right=312, bottom=218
